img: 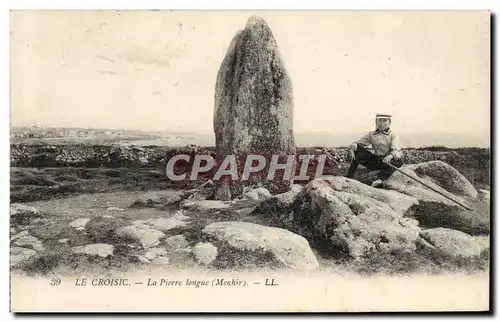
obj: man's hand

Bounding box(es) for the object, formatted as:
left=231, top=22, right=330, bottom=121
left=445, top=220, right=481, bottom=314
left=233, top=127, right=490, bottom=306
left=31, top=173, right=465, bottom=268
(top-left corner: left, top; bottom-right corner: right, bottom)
left=382, top=155, right=393, bottom=164
left=348, top=149, right=356, bottom=162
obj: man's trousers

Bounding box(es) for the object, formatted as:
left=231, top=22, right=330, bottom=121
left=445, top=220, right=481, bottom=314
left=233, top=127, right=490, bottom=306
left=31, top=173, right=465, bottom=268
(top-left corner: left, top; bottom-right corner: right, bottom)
left=346, top=145, right=403, bottom=180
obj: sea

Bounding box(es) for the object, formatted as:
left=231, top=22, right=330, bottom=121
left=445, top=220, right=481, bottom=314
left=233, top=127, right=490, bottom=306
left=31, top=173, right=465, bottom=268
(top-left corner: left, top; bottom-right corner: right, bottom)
left=120, top=131, right=490, bottom=149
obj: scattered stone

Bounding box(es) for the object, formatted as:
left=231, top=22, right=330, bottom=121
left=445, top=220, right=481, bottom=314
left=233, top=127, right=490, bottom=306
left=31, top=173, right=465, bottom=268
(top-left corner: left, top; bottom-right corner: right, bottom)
left=12, top=234, right=44, bottom=251
left=324, top=177, right=418, bottom=214
left=10, top=203, right=41, bottom=217
left=11, top=247, right=37, bottom=267
left=11, top=231, right=30, bottom=241
left=244, top=187, right=272, bottom=201
left=137, top=248, right=169, bottom=264
left=172, top=210, right=190, bottom=221
left=145, top=248, right=168, bottom=259
left=164, top=235, right=190, bottom=250
left=10, top=228, right=16, bottom=235
left=152, top=257, right=171, bottom=265
left=115, top=225, right=165, bottom=248
left=128, top=199, right=157, bottom=209
left=146, top=217, right=188, bottom=233
left=58, top=239, right=69, bottom=244
left=72, top=243, right=114, bottom=258
left=106, top=207, right=125, bottom=212
left=203, top=221, right=319, bottom=270
left=418, top=228, right=489, bottom=258
left=262, top=184, right=304, bottom=212
left=194, top=242, right=218, bottom=265
left=181, top=200, right=231, bottom=211
left=69, top=218, right=91, bottom=229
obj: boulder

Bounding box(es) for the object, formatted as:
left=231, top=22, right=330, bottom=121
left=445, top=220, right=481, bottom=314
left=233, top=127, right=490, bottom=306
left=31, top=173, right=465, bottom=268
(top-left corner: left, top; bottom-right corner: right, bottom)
left=133, top=211, right=190, bottom=233
left=136, top=248, right=169, bottom=264
left=72, top=243, right=114, bottom=258
left=244, top=187, right=272, bottom=201
left=386, top=161, right=477, bottom=203
left=10, top=203, right=43, bottom=225
left=12, top=233, right=44, bottom=251
left=181, top=200, right=231, bottom=211
left=11, top=247, right=37, bottom=267
left=115, top=226, right=165, bottom=248
left=213, top=16, right=296, bottom=199
left=193, top=242, right=218, bottom=265
left=168, top=248, right=195, bottom=267
left=291, top=178, right=421, bottom=259
left=202, top=221, right=319, bottom=270
left=145, top=217, right=188, bottom=233
left=10, top=203, right=41, bottom=217
left=164, top=235, right=190, bottom=250
left=417, top=228, right=489, bottom=258
left=255, top=184, right=304, bottom=217
left=383, top=162, right=488, bottom=235
left=69, top=218, right=91, bottom=229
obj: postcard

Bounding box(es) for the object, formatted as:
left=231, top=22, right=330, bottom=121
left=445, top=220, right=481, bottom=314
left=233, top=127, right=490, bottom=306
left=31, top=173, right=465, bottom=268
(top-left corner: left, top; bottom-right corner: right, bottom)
left=9, top=10, right=490, bottom=312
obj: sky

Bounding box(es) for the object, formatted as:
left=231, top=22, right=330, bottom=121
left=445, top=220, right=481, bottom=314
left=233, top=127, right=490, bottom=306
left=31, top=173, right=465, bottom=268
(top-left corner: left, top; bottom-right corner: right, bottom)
left=10, top=10, right=490, bottom=139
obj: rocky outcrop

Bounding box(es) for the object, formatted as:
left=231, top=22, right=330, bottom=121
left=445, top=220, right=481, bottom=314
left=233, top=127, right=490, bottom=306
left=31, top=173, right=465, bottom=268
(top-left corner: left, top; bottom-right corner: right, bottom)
left=386, top=161, right=489, bottom=235
left=202, top=221, right=319, bottom=270
left=417, top=228, right=489, bottom=259
left=386, top=161, right=478, bottom=200
left=290, top=178, right=421, bottom=259
left=213, top=16, right=296, bottom=199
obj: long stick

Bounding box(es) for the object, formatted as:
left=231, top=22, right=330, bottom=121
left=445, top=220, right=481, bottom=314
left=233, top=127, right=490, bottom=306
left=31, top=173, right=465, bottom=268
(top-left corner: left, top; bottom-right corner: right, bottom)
left=386, top=163, right=472, bottom=211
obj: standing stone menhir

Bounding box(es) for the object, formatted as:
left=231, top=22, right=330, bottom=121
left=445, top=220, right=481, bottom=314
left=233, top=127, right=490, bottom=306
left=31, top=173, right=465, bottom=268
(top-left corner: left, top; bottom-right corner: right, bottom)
left=213, top=16, right=296, bottom=200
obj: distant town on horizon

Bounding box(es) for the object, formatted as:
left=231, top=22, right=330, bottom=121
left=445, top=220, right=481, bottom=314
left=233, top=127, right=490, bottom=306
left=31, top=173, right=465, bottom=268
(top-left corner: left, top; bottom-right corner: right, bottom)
left=10, top=125, right=490, bottom=149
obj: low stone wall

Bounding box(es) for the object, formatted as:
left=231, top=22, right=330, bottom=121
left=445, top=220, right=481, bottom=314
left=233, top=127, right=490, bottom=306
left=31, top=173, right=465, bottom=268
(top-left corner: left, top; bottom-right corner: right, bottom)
left=10, top=144, right=489, bottom=171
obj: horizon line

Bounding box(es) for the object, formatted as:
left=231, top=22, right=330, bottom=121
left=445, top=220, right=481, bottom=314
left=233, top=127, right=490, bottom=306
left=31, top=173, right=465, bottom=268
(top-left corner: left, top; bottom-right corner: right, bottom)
left=10, top=125, right=490, bottom=135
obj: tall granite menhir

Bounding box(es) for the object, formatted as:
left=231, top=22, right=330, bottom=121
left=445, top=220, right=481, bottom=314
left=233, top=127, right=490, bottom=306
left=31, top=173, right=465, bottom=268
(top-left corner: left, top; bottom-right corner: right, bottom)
left=213, top=16, right=296, bottom=200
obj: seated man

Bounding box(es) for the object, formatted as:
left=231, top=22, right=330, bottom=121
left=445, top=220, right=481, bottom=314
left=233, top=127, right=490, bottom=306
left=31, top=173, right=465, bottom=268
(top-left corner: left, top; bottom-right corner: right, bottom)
left=346, top=114, right=403, bottom=187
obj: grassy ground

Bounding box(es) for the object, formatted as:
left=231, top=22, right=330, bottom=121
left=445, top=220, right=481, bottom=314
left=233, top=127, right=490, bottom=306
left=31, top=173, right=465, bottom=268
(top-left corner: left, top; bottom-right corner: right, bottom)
left=10, top=147, right=491, bottom=277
